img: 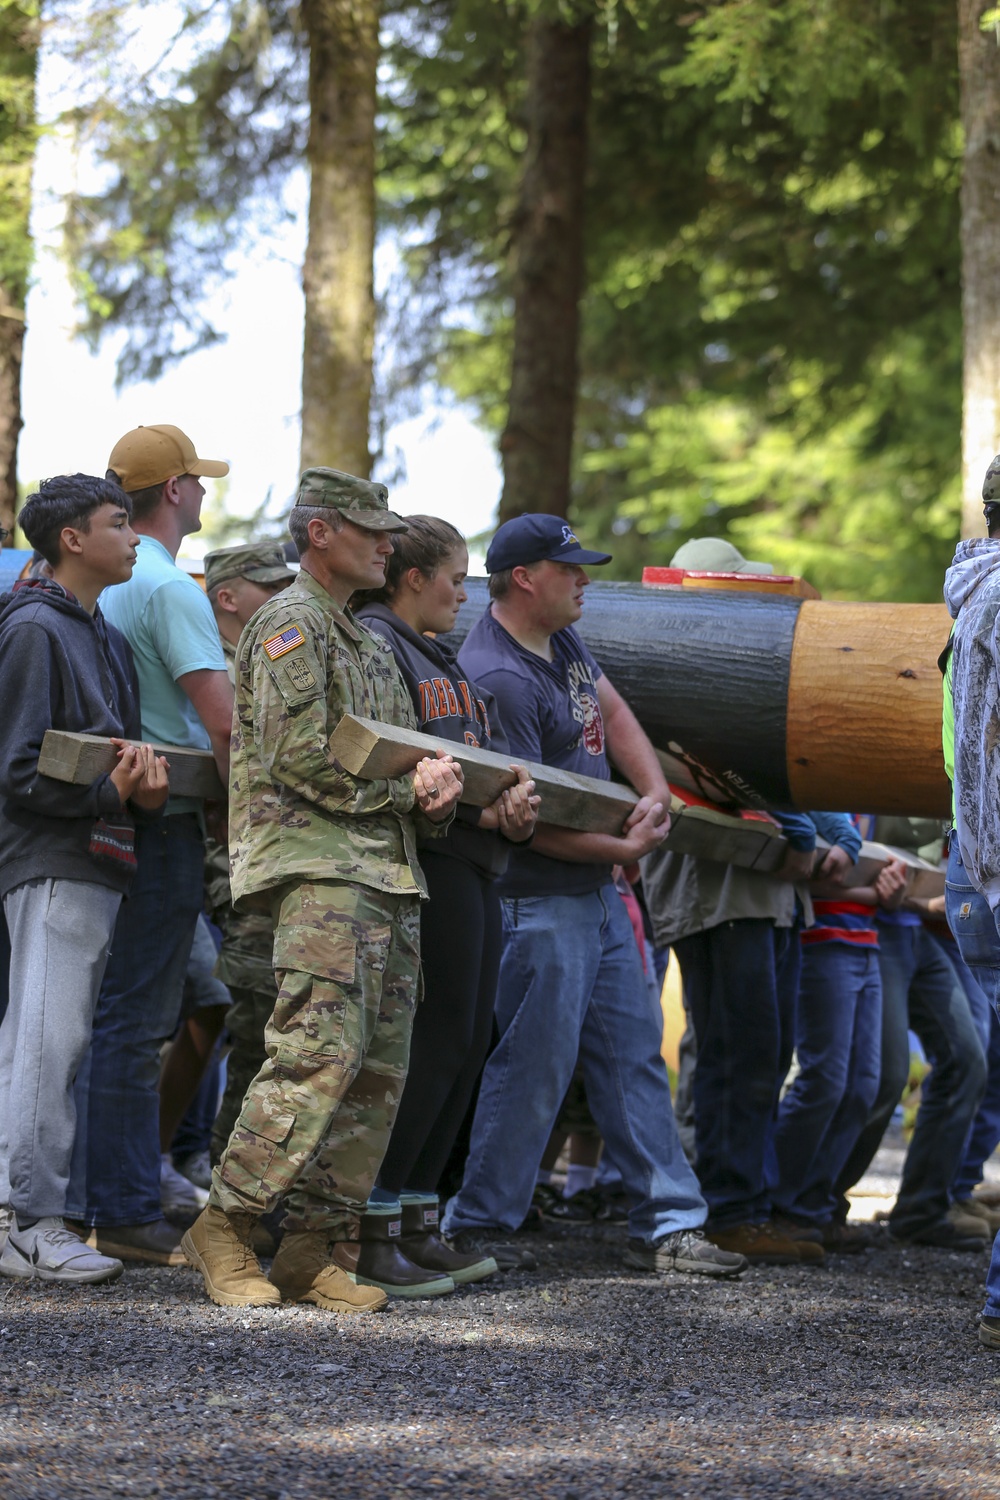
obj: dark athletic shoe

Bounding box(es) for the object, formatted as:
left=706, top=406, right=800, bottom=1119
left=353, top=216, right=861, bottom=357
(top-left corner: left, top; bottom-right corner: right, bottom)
left=624, top=1230, right=747, bottom=1278
left=890, top=1218, right=988, bottom=1252
left=450, top=1230, right=538, bottom=1272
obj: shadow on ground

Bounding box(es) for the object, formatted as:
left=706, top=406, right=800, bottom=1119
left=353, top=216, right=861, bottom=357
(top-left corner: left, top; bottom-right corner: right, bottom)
left=1, top=1226, right=998, bottom=1498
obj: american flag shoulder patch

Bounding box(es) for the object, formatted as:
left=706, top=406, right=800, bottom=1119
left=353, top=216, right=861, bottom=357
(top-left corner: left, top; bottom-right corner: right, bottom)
left=263, top=625, right=306, bottom=660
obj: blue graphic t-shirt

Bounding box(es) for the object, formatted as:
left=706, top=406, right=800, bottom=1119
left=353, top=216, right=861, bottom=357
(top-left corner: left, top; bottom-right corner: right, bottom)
left=459, top=605, right=611, bottom=897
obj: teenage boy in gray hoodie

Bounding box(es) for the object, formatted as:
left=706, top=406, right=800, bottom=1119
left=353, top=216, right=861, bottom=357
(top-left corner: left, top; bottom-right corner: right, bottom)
left=0, top=475, right=168, bottom=1285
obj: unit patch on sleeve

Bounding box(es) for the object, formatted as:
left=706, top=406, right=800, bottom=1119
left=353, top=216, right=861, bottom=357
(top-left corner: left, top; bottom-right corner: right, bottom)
left=263, top=625, right=306, bottom=660
left=283, top=657, right=318, bottom=693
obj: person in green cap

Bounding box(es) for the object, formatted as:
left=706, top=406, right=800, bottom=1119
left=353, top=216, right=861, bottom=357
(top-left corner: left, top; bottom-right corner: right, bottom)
left=165, top=543, right=297, bottom=1192
left=182, top=469, right=465, bottom=1310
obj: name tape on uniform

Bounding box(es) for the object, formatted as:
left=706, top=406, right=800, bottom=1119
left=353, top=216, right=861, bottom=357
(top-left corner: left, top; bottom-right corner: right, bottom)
left=263, top=625, right=306, bottom=660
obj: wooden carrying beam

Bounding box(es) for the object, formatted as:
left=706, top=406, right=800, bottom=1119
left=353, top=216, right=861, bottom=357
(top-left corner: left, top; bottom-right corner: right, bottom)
left=329, top=713, right=639, bottom=835
left=329, top=713, right=789, bottom=870
left=38, top=730, right=226, bottom=801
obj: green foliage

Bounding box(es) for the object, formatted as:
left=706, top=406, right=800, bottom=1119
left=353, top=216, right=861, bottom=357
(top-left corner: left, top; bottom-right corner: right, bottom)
left=62, top=0, right=307, bottom=383
left=384, top=0, right=964, bottom=600
left=0, top=0, right=40, bottom=308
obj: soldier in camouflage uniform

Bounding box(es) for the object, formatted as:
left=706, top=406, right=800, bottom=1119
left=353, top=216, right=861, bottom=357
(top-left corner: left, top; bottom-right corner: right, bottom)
left=201, top=543, right=295, bottom=1162
left=182, top=471, right=464, bottom=1310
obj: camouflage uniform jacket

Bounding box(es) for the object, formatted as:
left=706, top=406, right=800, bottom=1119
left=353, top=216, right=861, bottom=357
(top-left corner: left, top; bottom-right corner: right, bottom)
left=229, top=569, right=448, bottom=905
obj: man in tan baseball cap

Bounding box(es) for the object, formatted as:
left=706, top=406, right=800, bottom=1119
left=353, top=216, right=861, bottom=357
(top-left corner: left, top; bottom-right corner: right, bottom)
left=67, top=425, right=236, bottom=1266
left=108, top=424, right=229, bottom=494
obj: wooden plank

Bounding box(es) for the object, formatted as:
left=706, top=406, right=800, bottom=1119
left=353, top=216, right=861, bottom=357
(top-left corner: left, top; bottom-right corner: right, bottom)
left=330, top=713, right=792, bottom=868
left=39, top=730, right=226, bottom=801
left=814, top=837, right=946, bottom=900
left=667, top=801, right=787, bottom=873
left=328, top=713, right=640, bottom=835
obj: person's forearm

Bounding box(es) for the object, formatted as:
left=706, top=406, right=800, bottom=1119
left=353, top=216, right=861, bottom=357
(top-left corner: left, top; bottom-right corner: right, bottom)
left=604, top=698, right=667, bottom=799
left=208, top=727, right=231, bottom=784
left=531, top=823, right=637, bottom=865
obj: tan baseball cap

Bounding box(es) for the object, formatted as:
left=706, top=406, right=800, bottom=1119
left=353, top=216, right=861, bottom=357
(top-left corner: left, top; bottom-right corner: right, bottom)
left=107, top=424, right=230, bottom=493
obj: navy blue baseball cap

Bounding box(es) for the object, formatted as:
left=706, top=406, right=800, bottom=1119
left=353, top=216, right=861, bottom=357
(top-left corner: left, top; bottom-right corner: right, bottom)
left=485, top=514, right=612, bottom=574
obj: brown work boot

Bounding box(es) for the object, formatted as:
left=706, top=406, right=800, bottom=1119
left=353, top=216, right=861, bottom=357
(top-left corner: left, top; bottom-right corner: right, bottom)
left=269, top=1230, right=389, bottom=1312
left=181, top=1205, right=281, bottom=1308
left=770, top=1214, right=824, bottom=1245
left=954, top=1198, right=1000, bottom=1235
left=706, top=1221, right=821, bottom=1266
left=398, top=1195, right=498, bottom=1286
left=821, top=1220, right=876, bottom=1255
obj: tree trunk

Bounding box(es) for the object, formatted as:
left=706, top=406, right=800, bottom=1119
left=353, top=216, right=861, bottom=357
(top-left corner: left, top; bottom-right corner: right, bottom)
left=0, top=2, right=40, bottom=536
left=299, top=0, right=378, bottom=479
left=498, top=16, right=592, bottom=524
left=959, top=2, right=1000, bottom=537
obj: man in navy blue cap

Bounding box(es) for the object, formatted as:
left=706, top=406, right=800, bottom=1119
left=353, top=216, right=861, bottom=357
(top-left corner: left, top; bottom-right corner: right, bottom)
left=440, top=514, right=746, bottom=1279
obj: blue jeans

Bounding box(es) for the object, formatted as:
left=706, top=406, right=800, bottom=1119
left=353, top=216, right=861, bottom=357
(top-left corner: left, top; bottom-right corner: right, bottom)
left=770, top=942, right=882, bottom=1224
left=836, top=922, right=987, bottom=1235
left=674, top=918, right=801, bottom=1228
left=944, top=839, right=1000, bottom=1318
left=939, top=849, right=1000, bottom=1199
left=440, top=884, right=705, bottom=1245
left=67, top=814, right=205, bottom=1226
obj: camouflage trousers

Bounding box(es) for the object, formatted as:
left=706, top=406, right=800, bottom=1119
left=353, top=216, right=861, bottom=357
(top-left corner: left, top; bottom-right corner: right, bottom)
left=210, top=983, right=275, bottom=1166
left=211, top=880, right=420, bottom=1238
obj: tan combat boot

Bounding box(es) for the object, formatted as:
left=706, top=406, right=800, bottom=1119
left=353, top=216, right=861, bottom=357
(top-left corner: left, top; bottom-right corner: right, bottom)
left=269, top=1230, right=389, bottom=1312
left=181, top=1205, right=282, bottom=1308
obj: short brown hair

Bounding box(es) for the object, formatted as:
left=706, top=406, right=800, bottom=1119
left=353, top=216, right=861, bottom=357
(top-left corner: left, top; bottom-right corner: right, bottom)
left=106, top=469, right=165, bottom=522
left=287, top=504, right=343, bottom=556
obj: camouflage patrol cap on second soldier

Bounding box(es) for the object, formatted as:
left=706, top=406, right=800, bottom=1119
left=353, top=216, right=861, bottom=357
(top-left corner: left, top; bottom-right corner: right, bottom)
left=984, top=454, right=1000, bottom=524
left=203, top=542, right=295, bottom=594
left=295, top=467, right=409, bottom=533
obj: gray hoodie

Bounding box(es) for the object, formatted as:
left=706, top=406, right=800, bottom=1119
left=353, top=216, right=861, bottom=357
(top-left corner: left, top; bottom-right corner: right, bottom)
left=944, top=537, right=1000, bottom=907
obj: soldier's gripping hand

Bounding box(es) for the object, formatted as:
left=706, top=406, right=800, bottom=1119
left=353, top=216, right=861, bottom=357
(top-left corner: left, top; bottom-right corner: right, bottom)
left=412, top=749, right=465, bottom=823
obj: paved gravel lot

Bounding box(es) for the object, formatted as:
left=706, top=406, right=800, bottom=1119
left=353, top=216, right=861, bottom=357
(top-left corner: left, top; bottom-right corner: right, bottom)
left=2, top=1133, right=999, bottom=1500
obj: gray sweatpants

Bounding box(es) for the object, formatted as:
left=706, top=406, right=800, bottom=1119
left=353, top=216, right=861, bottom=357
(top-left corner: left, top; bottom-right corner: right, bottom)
left=0, top=878, right=121, bottom=1219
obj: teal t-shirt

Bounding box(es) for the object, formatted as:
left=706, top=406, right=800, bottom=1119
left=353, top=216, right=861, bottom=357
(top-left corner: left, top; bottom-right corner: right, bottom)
left=102, top=536, right=226, bottom=814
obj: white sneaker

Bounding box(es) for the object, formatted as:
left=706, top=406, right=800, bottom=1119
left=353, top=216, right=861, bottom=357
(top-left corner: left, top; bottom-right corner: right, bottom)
left=160, top=1154, right=209, bottom=1215
left=176, top=1149, right=213, bottom=1191
left=0, top=1217, right=124, bottom=1284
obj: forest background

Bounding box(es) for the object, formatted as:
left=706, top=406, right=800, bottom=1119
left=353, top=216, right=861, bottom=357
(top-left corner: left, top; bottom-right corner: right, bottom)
left=1, top=0, right=997, bottom=603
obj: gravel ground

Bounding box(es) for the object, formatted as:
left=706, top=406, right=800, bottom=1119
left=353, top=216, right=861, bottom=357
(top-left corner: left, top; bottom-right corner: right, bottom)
left=2, top=1132, right=999, bottom=1500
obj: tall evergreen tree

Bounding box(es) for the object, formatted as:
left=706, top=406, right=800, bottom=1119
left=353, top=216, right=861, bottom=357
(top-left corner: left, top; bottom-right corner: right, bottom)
left=0, top=0, right=40, bottom=533
left=959, top=0, right=1000, bottom=536
left=64, top=0, right=377, bottom=477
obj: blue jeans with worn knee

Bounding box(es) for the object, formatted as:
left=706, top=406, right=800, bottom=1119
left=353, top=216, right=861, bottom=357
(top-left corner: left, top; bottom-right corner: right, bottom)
left=66, top=813, right=205, bottom=1226
left=440, top=884, right=705, bottom=1245
left=770, top=942, right=882, bottom=1225
left=673, top=918, right=801, bottom=1228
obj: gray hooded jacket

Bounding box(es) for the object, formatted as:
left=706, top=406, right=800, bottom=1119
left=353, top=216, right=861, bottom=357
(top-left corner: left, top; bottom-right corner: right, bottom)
left=945, top=537, right=1000, bottom=907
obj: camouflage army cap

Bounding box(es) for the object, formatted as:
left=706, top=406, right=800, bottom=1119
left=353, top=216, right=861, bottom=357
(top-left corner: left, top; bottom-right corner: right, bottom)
left=295, top=467, right=409, bottom=533
left=204, top=542, right=295, bottom=593
left=984, top=454, right=1000, bottom=506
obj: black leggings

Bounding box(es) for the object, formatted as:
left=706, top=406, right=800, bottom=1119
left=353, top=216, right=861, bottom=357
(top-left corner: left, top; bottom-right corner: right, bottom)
left=378, top=850, right=502, bottom=1194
